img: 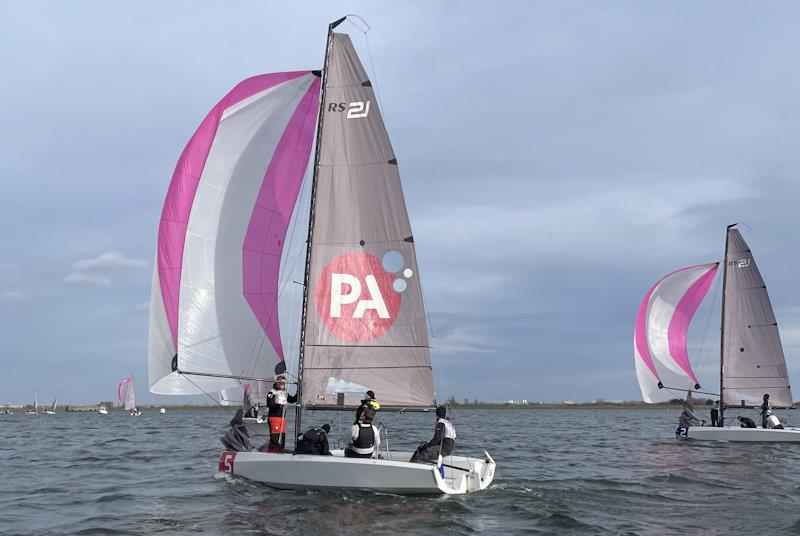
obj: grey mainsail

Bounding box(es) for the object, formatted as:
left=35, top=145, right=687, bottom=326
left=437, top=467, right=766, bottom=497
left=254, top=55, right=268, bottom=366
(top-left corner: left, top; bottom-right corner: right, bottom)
left=722, top=228, right=792, bottom=407
left=301, top=33, right=435, bottom=408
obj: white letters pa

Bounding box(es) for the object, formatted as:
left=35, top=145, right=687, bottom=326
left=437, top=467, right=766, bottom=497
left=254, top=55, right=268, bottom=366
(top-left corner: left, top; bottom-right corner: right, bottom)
left=329, top=273, right=389, bottom=318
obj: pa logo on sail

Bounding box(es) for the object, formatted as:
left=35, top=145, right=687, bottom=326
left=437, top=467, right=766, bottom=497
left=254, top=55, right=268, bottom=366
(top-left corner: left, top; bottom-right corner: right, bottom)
left=315, top=251, right=412, bottom=342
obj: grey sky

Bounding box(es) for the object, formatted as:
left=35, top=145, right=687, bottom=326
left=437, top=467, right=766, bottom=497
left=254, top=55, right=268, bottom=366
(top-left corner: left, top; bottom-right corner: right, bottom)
left=2, top=2, right=800, bottom=404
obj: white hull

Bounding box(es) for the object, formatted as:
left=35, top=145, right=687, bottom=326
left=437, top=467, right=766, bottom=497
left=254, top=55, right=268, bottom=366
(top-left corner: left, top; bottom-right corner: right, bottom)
left=681, top=426, right=800, bottom=442
left=42, top=410, right=56, bottom=415
left=98, top=409, right=108, bottom=415
left=219, top=449, right=495, bottom=495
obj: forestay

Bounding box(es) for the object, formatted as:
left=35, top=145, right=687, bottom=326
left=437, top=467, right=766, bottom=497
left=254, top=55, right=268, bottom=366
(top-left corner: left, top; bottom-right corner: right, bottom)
left=302, top=33, right=435, bottom=408
left=722, top=229, right=792, bottom=407
left=148, top=72, right=321, bottom=395
left=634, top=263, right=719, bottom=402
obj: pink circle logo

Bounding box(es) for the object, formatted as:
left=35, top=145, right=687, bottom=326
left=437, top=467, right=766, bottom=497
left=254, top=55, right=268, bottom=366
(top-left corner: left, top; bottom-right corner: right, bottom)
left=315, top=252, right=402, bottom=343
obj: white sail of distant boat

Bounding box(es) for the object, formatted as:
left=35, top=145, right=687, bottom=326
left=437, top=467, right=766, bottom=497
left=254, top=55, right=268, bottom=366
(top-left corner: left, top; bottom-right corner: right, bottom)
left=147, top=16, right=495, bottom=494
left=42, top=393, right=58, bottom=414
left=118, top=376, right=141, bottom=416
left=26, top=392, right=38, bottom=414
left=634, top=224, right=799, bottom=442
left=219, top=389, right=239, bottom=406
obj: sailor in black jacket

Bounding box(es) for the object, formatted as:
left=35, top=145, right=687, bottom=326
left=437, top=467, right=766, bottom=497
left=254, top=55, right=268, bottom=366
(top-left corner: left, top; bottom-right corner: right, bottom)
left=410, top=406, right=456, bottom=464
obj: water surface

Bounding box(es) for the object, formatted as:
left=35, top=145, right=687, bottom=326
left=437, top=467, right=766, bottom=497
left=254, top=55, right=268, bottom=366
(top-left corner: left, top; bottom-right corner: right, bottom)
left=2, top=408, right=799, bottom=535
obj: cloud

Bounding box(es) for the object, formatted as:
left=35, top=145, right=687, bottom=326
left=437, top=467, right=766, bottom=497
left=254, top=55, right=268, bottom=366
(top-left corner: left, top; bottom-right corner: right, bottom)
left=0, top=290, right=31, bottom=302
left=63, top=251, right=147, bottom=287
left=62, top=272, right=111, bottom=287
left=72, top=251, right=147, bottom=272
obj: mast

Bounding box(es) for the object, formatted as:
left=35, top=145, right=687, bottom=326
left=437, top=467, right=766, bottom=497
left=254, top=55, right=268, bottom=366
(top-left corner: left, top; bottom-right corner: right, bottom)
left=719, top=223, right=736, bottom=426
left=294, top=16, right=346, bottom=447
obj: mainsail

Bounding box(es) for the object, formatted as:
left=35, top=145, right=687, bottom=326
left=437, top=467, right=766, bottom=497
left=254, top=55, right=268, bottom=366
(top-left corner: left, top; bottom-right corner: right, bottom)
left=118, top=377, right=136, bottom=411
left=721, top=228, right=792, bottom=407
left=301, top=33, right=435, bottom=408
left=148, top=71, right=321, bottom=395
left=634, top=263, right=719, bottom=402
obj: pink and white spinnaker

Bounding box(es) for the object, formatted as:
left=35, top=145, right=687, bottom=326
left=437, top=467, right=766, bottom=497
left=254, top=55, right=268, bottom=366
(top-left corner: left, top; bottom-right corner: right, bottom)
left=634, top=262, right=719, bottom=402
left=148, top=72, right=321, bottom=395
left=118, top=377, right=136, bottom=411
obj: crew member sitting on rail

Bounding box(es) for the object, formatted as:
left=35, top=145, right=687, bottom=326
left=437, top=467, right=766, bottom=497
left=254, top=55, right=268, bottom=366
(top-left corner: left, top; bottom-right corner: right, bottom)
left=345, top=407, right=380, bottom=458
left=410, top=406, right=457, bottom=464
left=265, top=375, right=297, bottom=453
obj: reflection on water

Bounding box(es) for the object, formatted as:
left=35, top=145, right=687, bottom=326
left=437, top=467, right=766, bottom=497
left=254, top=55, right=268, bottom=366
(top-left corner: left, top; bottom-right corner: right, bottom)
left=2, top=408, right=800, bottom=534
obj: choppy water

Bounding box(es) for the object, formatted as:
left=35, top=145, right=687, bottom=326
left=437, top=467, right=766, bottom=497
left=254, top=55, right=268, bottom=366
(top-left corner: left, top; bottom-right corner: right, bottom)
left=2, top=408, right=800, bottom=535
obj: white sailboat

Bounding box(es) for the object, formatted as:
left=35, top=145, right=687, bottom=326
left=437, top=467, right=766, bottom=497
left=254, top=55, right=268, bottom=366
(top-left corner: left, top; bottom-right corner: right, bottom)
left=118, top=376, right=141, bottom=416
left=147, top=16, right=495, bottom=494
left=42, top=393, right=58, bottom=415
left=26, top=392, right=38, bottom=415
left=635, top=224, right=800, bottom=442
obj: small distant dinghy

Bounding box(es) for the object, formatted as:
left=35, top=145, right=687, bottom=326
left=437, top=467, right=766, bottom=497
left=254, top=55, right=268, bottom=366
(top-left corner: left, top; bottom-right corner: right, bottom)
left=160, top=408, right=166, bottom=414
left=41, top=393, right=58, bottom=415
left=146, top=17, right=495, bottom=494
left=98, top=406, right=108, bottom=415
left=26, top=392, right=39, bottom=415
left=118, top=376, right=141, bottom=416
left=635, top=224, right=800, bottom=442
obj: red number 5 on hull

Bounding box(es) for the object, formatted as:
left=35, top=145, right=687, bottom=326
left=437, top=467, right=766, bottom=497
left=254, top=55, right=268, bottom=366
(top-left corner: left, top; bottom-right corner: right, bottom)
left=219, top=451, right=237, bottom=473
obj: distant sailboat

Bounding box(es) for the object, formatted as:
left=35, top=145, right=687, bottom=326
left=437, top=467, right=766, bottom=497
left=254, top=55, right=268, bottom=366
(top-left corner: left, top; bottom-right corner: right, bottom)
left=118, top=376, right=141, bottom=416
left=42, top=393, right=58, bottom=415
left=147, top=16, right=495, bottom=494
left=26, top=392, right=38, bottom=415
left=635, top=224, right=800, bottom=441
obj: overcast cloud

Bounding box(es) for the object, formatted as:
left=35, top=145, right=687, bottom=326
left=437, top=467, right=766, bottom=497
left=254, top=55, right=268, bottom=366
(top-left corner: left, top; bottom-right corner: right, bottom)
left=2, top=1, right=800, bottom=405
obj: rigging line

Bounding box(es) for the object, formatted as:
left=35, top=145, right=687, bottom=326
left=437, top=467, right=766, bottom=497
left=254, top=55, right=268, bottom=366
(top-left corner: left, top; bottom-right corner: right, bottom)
left=344, top=15, right=391, bottom=145
left=179, top=373, right=226, bottom=408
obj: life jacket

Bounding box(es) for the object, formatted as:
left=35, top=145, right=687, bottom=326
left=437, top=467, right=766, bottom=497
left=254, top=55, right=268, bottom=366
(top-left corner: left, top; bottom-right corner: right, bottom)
left=352, top=424, right=375, bottom=455
left=266, top=389, right=288, bottom=417
left=438, top=418, right=456, bottom=440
